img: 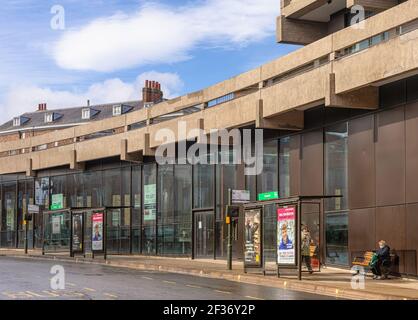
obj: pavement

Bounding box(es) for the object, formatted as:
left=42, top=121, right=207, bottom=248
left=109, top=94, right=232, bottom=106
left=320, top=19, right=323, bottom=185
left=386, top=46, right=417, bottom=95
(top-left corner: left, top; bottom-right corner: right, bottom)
left=1, top=248, right=417, bottom=300
left=0, top=256, right=330, bottom=300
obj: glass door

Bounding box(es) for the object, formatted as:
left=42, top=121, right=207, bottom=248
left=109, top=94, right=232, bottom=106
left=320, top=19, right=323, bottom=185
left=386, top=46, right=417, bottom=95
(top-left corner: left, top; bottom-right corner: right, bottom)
left=194, top=211, right=214, bottom=259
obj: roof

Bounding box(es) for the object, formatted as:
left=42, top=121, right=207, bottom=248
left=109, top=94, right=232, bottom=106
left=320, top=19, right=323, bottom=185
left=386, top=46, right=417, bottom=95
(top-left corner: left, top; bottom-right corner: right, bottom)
left=0, top=100, right=143, bottom=134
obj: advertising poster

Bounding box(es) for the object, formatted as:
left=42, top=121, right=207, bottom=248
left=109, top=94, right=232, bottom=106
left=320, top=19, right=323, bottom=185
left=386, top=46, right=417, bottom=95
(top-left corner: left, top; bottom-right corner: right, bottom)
left=52, top=215, right=61, bottom=234
left=277, top=207, right=296, bottom=265
left=35, top=177, right=49, bottom=206
left=72, top=213, right=83, bottom=253
left=144, top=184, right=156, bottom=221
left=92, top=212, right=104, bottom=251
left=244, top=209, right=262, bottom=267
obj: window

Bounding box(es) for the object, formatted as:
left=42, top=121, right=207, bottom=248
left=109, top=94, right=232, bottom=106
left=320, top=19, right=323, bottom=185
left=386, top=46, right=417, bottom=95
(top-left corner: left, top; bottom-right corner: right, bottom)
left=44, top=113, right=53, bottom=123
left=143, top=164, right=157, bottom=255
left=207, top=93, right=235, bottom=108
left=193, top=164, right=214, bottom=209
left=82, top=108, right=90, bottom=120
left=279, top=137, right=290, bottom=198
left=13, top=117, right=20, bottom=127
left=257, top=140, right=278, bottom=195
left=324, top=123, right=349, bottom=266
left=112, top=105, right=122, bottom=116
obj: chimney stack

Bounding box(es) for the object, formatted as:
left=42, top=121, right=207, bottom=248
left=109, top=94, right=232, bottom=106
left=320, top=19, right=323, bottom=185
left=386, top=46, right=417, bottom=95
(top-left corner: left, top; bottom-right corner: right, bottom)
left=38, top=103, right=47, bottom=111
left=142, top=80, right=163, bottom=106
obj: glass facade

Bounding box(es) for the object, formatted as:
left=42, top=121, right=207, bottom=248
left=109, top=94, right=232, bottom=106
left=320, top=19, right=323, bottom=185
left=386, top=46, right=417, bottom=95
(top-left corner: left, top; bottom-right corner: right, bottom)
left=324, top=123, right=349, bottom=266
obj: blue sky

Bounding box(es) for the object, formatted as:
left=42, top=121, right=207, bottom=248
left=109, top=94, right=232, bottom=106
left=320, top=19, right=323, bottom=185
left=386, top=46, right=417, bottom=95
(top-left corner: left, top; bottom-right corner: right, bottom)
left=0, top=0, right=298, bottom=122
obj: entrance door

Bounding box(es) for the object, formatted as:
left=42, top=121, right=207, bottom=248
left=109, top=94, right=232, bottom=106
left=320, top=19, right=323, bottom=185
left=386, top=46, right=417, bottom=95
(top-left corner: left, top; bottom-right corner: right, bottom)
left=194, top=211, right=214, bottom=258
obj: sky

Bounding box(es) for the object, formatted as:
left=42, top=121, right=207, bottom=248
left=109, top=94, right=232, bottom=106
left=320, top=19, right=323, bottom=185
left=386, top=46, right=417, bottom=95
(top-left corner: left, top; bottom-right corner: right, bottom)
left=0, top=0, right=298, bottom=123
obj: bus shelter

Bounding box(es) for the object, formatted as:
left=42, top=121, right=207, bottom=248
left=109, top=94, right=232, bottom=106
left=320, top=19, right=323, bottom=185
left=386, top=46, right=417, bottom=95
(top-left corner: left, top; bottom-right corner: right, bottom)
left=243, top=195, right=341, bottom=280
left=42, top=207, right=107, bottom=258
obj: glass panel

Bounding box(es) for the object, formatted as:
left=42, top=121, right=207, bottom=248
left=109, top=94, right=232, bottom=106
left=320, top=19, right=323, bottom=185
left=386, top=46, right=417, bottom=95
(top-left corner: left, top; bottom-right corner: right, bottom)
left=279, top=137, right=291, bottom=198
left=193, top=164, right=214, bottom=209
left=104, top=169, right=122, bottom=207
left=1, top=183, right=16, bottom=248
left=325, top=122, right=349, bottom=266
left=257, top=140, right=278, bottom=195
left=325, top=212, right=349, bottom=265
left=35, top=177, right=49, bottom=207
left=106, top=208, right=131, bottom=255
left=325, top=122, right=348, bottom=211
left=142, top=164, right=157, bottom=255
left=122, top=166, right=131, bottom=207
left=132, top=166, right=141, bottom=254
left=50, top=175, right=67, bottom=209
left=215, top=162, right=241, bottom=259
left=158, top=165, right=192, bottom=256
left=43, top=210, right=71, bottom=252
left=84, top=170, right=103, bottom=208
left=263, top=204, right=277, bottom=263
left=26, top=180, right=34, bottom=249
left=194, top=212, right=214, bottom=258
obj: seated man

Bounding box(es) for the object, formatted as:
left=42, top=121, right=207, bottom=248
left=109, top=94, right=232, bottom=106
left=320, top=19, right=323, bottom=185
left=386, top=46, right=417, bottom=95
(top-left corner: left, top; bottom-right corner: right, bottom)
left=371, top=240, right=391, bottom=280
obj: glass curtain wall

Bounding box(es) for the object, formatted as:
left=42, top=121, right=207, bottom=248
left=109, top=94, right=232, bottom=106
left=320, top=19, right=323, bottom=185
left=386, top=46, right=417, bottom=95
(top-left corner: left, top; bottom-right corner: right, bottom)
left=324, top=123, right=349, bottom=266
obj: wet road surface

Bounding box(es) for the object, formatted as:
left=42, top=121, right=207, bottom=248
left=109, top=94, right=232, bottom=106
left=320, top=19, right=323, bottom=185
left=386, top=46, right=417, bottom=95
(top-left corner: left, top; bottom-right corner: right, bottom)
left=0, top=256, right=335, bottom=300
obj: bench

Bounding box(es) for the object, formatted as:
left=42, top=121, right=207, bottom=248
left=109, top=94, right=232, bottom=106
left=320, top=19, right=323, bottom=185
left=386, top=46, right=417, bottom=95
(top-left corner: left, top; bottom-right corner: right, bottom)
left=352, top=251, right=375, bottom=275
left=352, top=251, right=397, bottom=277
left=352, top=251, right=375, bottom=268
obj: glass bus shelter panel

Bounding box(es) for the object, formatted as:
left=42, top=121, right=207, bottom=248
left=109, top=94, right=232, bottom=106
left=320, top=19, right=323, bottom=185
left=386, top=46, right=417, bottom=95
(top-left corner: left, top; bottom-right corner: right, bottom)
left=43, top=210, right=71, bottom=253
left=301, top=202, right=321, bottom=272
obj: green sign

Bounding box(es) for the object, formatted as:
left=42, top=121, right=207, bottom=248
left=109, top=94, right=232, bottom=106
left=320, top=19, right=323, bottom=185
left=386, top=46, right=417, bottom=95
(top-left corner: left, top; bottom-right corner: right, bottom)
left=51, top=194, right=64, bottom=210
left=258, top=191, right=279, bottom=201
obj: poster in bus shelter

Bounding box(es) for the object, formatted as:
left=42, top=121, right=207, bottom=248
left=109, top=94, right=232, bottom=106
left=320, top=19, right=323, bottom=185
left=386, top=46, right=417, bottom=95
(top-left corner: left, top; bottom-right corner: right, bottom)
left=72, top=213, right=83, bottom=253
left=277, top=206, right=296, bottom=266
left=244, top=209, right=262, bottom=267
left=92, top=212, right=104, bottom=252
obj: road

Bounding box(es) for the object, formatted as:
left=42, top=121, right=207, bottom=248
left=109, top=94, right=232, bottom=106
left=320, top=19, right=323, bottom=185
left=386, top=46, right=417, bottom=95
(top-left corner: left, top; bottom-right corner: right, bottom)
left=0, top=256, right=334, bottom=300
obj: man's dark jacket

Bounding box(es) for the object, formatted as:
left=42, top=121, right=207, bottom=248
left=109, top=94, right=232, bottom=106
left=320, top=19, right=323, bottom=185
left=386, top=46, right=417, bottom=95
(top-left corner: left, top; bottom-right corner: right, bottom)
left=376, top=245, right=391, bottom=266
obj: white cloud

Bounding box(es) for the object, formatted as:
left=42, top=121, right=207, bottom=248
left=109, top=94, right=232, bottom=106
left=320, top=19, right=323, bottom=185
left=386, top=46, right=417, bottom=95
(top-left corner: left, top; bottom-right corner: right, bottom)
left=0, top=71, right=183, bottom=123
left=53, top=0, right=279, bottom=72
